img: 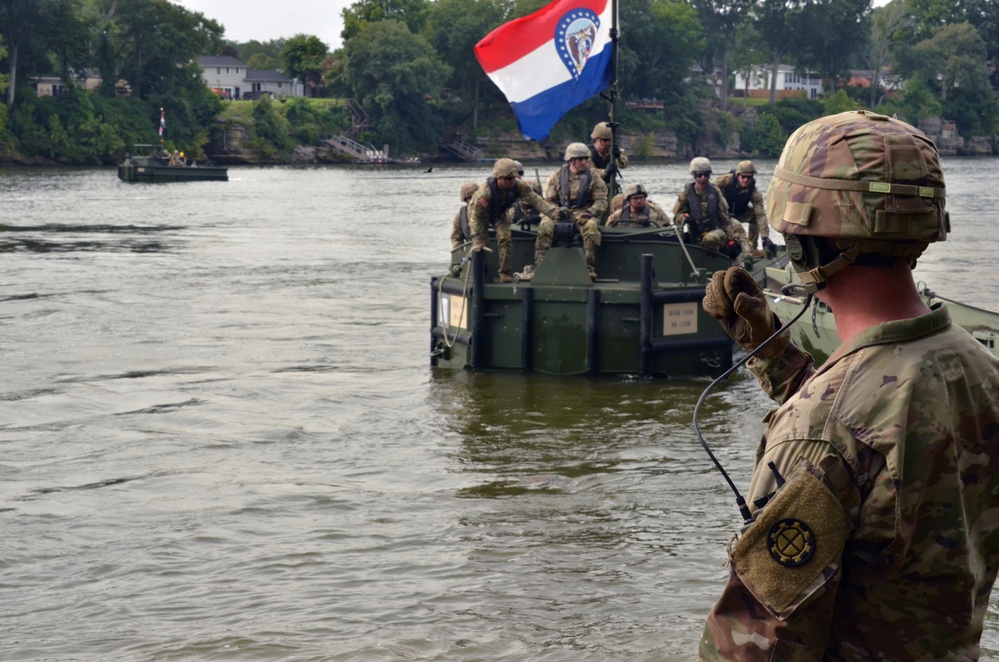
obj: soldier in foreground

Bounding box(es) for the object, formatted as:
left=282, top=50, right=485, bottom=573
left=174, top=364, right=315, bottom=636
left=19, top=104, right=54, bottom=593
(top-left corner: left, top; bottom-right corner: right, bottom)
left=605, top=183, right=669, bottom=228
left=713, top=160, right=775, bottom=258
left=538, top=143, right=608, bottom=280
left=450, top=181, right=479, bottom=249
left=469, top=158, right=563, bottom=283
left=699, top=110, right=999, bottom=660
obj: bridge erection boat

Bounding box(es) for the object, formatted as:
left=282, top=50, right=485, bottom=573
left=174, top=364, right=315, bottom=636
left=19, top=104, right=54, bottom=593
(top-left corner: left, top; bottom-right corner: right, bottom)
left=430, top=223, right=781, bottom=378
left=117, top=144, right=228, bottom=183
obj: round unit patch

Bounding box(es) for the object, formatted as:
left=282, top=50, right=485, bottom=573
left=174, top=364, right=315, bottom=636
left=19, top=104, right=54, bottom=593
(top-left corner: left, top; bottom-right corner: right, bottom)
left=768, top=518, right=815, bottom=567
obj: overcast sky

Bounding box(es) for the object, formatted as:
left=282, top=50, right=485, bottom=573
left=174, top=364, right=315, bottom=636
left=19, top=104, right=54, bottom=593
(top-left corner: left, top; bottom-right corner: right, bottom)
left=174, top=0, right=353, bottom=51
left=175, top=0, right=893, bottom=54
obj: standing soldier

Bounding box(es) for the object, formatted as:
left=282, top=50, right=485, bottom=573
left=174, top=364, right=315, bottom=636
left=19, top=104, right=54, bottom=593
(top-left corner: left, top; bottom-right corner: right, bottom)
left=469, top=158, right=563, bottom=283
left=674, top=156, right=753, bottom=259
left=700, top=110, right=999, bottom=660
left=714, top=160, right=775, bottom=258
left=605, top=184, right=670, bottom=228
left=537, top=143, right=608, bottom=280
left=589, top=121, right=628, bottom=195
left=450, top=181, right=479, bottom=249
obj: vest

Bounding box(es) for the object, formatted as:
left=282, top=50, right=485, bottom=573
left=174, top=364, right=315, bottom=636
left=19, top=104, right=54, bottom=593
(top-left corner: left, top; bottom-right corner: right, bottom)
left=486, top=177, right=520, bottom=220
left=589, top=145, right=611, bottom=172
left=458, top=205, right=471, bottom=241
left=684, top=182, right=723, bottom=234
left=558, top=165, right=593, bottom=209
left=617, top=205, right=650, bottom=227
left=721, top=171, right=755, bottom=218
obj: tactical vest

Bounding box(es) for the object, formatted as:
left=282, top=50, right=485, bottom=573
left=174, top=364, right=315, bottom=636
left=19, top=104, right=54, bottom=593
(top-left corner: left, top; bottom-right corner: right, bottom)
left=558, top=165, right=593, bottom=209
left=589, top=145, right=611, bottom=172
left=458, top=205, right=471, bottom=241
left=721, top=171, right=755, bottom=218
left=684, top=182, right=724, bottom=234
left=617, top=205, right=649, bottom=227
left=486, top=177, right=520, bottom=220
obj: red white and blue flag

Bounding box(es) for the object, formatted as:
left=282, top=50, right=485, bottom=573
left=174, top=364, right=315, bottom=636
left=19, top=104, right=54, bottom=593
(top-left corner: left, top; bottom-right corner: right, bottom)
left=158, top=108, right=165, bottom=142
left=475, top=0, right=612, bottom=141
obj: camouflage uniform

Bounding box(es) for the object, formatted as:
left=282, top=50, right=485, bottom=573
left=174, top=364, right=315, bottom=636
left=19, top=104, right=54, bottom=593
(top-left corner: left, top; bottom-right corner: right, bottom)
left=450, top=181, right=479, bottom=249
left=673, top=182, right=752, bottom=255
left=713, top=171, right=769, bottom=247
left=589, top=121, right=629, bottom=185
left=700, top=307, right=999, bottom=660
left=469, top=177, right=559, bottom=280
left=700, top=111, right=998, bottom=660
left=537, top=163, right=608, bottom=274
left=606, top=186, right=670, bottom=228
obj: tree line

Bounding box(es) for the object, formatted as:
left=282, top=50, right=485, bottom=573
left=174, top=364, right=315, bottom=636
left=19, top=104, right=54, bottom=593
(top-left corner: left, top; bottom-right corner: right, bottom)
left=1, top=0, right=998, bottom=164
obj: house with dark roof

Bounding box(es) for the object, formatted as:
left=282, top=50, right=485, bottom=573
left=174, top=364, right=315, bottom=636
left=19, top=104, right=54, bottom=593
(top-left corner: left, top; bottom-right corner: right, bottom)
left=197, top=56, right=304, bottom=100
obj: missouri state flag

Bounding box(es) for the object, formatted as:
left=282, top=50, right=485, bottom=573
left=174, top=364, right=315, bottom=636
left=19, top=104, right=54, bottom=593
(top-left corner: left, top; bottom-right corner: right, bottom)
left=475, top=0, right=612, bottom=141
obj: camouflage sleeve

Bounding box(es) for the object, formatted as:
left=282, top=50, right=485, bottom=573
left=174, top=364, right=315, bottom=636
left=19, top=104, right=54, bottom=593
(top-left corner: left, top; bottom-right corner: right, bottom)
left=587, top=174, right=609, bottom=218
left=648, top=201, right=670, bottom=226
left=518, top=179, right=559, bottom=219
left=717, top=187, right=731, bottom=218
left=616, top=149, right=629, bottom=169
left=752, top=189, right=770, bottom=237
left=468, top=186, right=491, bottom=240
left=747, top=341, right=816, bottom=406
left=605, top=209, right=621, bottom=226
left=673, top=191, right=688, bottom=216
left=544, top=172, right=560, bottom=207
left=712, top=174, right=729, bottom=190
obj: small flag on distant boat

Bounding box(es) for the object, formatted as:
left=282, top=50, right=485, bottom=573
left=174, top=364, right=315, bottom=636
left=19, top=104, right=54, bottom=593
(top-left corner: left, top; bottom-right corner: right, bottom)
left=159, top=108, right=165, bottom=143
left=475, top=0, right=612, bottom=141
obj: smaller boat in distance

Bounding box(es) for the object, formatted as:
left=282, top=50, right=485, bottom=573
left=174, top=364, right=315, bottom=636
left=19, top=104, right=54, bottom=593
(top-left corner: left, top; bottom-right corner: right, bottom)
left=118, top=144, right=228, bottom=183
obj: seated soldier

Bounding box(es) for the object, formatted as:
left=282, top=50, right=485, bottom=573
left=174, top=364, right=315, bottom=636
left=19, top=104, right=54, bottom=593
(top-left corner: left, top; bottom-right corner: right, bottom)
left=537, top=142, right=608, bottom=280
left=606, top=183, right=670, bottom=228
left=673, top=156, right=753, bottom=260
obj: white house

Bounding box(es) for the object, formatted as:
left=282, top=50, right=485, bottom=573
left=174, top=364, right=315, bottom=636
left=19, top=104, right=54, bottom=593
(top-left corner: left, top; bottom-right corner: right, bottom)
left=733, top=65, right=825, bottom=99
left=196, top=56, right=304, bottom=100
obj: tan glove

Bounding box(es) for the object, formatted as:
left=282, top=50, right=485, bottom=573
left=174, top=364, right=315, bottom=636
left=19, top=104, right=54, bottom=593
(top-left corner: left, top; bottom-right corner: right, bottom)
left=703, top=267, right=788, bottom=358
left=470, top=238, right=492, bottom=253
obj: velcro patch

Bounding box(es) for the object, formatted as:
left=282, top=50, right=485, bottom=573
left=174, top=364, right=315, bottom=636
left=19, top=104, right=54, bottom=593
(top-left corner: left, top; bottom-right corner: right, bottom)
left=731, top=457, right=850, bottom=620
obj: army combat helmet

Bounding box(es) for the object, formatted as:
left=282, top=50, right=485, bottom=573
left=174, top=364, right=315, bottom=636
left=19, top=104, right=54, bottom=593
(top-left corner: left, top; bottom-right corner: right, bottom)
left=564, top=142, right=590, bottom=161
left=492, top=158, right=520, bottom=178
left=766, top=110, right=948, bottom=289
left=460, top=181, right=479, bottom=202
left=689, top=156, right=712, bottom=174
left=591, top=122, right=613, bottom=141
left=735, top=160, right=756, bottom=175
left=623, top=183, right=648, bottom=200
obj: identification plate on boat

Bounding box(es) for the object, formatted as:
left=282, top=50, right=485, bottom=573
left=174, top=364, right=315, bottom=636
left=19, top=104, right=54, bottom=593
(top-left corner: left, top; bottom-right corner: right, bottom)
left=441, top=294, right=468, bottom=330
left=663, top=302, right=698, bottom=336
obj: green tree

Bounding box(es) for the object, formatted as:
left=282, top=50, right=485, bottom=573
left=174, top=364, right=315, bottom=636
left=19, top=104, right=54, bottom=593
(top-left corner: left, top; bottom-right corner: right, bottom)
left=341, top=0, right=430, bottom=41
left=751, top=0, right=805, bottom=105
left=741, top=112, right=786, bottom=156
left=280, top=34, right=329, bottom=97
left=344, top=19, right=451, bottom=155
left=423, top=0, right=506, bottom=129
left=691, top=0, right=753, bottom=110
left=862, top=0, right=913, bottom=108
left=792, top=0, right=870, bottom=91
left=0, top=0, right=55, bottom=112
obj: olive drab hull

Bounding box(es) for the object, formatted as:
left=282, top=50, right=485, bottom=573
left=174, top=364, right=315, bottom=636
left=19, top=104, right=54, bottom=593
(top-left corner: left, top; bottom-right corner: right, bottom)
left=430, top=225, right=782, bottom=378
left=117, top=146, right=228, bottom=183
left=763, top=263, right=999, bottom=365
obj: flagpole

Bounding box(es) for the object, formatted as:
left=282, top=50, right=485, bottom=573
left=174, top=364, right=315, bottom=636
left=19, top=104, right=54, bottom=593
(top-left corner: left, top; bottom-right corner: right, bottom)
left=607, top=0, right=620, bottom=196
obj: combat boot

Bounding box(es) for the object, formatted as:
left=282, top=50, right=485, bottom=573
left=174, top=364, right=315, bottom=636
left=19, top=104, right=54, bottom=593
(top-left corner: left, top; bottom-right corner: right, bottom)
left=498, top=272, right=514, bottom=283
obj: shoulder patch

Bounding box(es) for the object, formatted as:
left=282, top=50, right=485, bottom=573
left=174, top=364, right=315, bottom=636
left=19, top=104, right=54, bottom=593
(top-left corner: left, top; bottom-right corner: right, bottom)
left=731, top=457, right=850, bottom=620
left=478, top=197, right=489, bottom=208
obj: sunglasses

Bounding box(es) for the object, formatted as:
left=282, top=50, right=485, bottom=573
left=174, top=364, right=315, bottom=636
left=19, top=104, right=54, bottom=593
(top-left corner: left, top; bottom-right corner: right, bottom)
left=693, top=172, right=710, bottom=179
left=738, top=173, right=754, bottom=179
left=499, top=175, right=517, bottom=181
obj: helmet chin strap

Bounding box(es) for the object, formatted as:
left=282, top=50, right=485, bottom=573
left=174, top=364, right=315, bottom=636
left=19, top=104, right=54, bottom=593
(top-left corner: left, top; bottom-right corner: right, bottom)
left=794, top=243, right=861, bottom=291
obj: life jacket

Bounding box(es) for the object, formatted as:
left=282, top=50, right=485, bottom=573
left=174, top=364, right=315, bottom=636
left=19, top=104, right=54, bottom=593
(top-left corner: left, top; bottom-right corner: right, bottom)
left=721, top=171, right=755, bottom=218
left=486, top=176, right=520, bottom=220
left=684, top=182, right=724, bottom=235
left=617, top=205, right=650, bottom=227
left=458, top=205, right=471, bottom=241
left=558, top=165, right=593, bottom=209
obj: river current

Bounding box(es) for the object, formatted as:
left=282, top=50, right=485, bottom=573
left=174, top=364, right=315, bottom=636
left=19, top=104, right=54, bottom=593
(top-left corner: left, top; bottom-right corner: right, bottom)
left=2, top=158, right=998, bottom=660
